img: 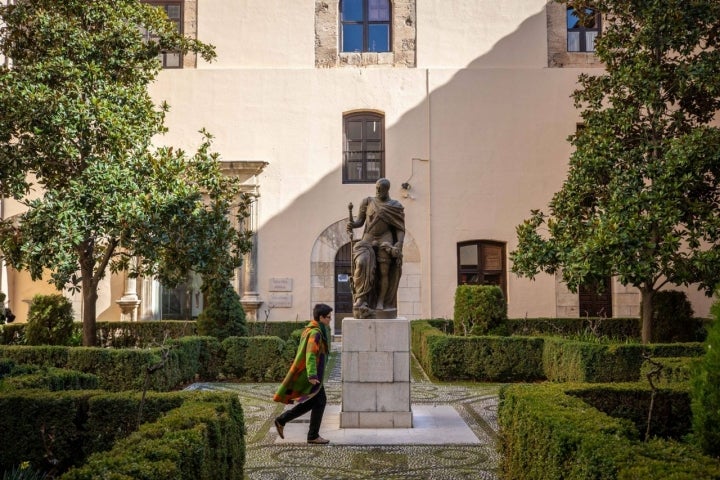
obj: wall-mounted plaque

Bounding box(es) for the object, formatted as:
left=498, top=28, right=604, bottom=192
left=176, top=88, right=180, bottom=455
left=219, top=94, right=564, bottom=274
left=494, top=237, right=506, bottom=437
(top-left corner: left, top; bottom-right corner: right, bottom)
left=269, top=293, right=292, bottom=308
left=269, top=277, right=293, bottom=292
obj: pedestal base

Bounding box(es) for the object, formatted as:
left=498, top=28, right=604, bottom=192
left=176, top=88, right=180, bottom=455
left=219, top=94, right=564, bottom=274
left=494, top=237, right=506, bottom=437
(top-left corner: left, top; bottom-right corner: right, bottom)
left=340, top=317, right=412, bottom=428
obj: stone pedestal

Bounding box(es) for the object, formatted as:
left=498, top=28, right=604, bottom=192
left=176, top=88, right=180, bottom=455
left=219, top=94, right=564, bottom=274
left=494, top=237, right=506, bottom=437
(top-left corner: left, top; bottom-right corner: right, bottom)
left=340, top=317, right=412, bottom=428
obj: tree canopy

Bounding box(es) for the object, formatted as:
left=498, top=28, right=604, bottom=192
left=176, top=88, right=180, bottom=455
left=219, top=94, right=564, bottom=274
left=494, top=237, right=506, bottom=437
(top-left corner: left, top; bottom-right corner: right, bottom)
left=0, top=0, right=251, bottom=346
left=511, top=0, right=720, bottom=343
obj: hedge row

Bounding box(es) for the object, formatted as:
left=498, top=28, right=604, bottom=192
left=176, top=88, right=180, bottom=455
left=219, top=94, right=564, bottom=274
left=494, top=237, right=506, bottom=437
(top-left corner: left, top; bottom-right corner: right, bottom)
left=1, top=320, right=306, bottom=346
left=411, top=321, right=704, bottom=383
left=61, top=393, right=244, bottom=480
left=0, top=390, right=197, bottom=473
left=542, top=338, right=705, bottom=383
left=0, top=335, right=296, bottom=392
left=499, top=383, right=720, bottom=479
left=639, top=356, right=697, bottom=387
left=411, top=321, right=545, bottom=382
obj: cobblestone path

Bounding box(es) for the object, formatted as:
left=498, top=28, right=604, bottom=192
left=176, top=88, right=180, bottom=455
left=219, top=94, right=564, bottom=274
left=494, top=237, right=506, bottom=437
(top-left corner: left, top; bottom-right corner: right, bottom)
left=190, top=344, right=501, bottom=479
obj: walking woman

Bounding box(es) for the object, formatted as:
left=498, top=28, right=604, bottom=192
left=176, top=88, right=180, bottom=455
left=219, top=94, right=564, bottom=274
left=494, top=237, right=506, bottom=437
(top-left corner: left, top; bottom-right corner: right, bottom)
left=273, top=303, right=332, bottom=444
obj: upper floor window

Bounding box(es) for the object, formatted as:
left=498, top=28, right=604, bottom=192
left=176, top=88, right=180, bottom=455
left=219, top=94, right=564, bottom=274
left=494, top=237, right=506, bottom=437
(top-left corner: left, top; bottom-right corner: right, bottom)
left=341, top=0, right=391, bottom=53
left=567, top=7, right=600, bottom=52
left=457, top=241, right=507, bottom=297
left=141, top=1, right=183, bottom=68
left=343, top=112, right=385, bottom=184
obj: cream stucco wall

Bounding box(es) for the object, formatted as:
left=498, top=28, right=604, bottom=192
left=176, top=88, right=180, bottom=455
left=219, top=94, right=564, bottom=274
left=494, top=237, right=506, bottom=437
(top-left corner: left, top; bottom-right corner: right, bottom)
left=3, top=0, right=714, bottom=323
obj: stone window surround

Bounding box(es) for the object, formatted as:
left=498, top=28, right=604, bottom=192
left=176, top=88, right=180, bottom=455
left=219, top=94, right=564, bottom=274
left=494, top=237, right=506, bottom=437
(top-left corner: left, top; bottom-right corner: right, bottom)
left=315, top=0, right=416, bottom=68
left=546, top=1, right=603, bottom=68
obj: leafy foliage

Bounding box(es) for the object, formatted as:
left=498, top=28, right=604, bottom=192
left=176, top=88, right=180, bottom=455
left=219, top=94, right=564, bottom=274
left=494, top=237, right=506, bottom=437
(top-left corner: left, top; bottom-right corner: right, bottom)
left=0, top=1, right=252, bottom=346
left=649, top=290, right=695, bottom=343
left=0, top=292, right=16, bottom=325
left=25, top=294, right=74, bottom=346
left=690, top=300, right=720, bottom=457
left=453, top=285, right=507, bottom=336
left=511, top=0, right=720, bottom=343
left=196, top=281, right=248, bottom=340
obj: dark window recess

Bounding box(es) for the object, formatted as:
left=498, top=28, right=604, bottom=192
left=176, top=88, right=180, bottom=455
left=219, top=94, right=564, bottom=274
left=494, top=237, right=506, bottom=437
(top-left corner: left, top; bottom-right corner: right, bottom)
left=579, top=277, right=612, bottom=318
left=141, top=1, right=183, bottom=68
left=457, top=241, right=507, bottom=298
left=567, top=7, right=600, bottom=52
left=343, top=112, right=385, bottom=183
left=341, top=0, right=391, bottom=53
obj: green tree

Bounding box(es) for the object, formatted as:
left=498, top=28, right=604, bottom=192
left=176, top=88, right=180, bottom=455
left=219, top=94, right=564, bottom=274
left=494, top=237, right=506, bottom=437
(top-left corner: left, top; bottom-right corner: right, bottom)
left=0, top=1, right=252, bottom=346
left=511, top=0, right=720, bottom=344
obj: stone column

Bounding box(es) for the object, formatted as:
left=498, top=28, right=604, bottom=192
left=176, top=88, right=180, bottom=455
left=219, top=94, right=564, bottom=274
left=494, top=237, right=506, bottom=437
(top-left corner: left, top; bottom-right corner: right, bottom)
left=340, top=317, right=412, bottom=428
left=116, top=258, right=141, bottom=321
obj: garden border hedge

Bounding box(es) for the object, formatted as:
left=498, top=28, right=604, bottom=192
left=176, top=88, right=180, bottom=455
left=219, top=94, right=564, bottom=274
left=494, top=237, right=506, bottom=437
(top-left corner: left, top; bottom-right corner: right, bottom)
left=499, top=382, right=720, bottom=479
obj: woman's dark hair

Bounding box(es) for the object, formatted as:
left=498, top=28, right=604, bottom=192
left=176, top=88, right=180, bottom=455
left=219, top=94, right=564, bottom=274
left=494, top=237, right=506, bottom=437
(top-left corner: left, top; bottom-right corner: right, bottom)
left=313, top=303, right=333, bottom=320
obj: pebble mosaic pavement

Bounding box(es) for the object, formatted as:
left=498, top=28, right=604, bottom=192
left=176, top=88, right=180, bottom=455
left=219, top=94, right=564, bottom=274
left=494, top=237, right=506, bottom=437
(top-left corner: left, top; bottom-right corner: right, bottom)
left=188, top=344, right=501, bottom=480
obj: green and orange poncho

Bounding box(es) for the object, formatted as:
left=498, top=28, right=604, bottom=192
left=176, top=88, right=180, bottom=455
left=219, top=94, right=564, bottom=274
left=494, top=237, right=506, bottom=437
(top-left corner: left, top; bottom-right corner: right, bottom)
left=273, top=319, right=329, bottom=404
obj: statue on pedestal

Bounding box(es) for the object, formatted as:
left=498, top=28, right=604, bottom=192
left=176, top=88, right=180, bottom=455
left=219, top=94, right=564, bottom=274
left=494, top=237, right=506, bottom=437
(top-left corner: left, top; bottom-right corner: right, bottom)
left=347, top=178, right=405, bottom=319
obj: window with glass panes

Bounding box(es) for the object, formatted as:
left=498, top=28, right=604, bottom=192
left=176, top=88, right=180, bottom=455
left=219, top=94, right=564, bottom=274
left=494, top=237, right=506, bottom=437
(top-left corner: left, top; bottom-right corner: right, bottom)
left=341, top=0, right=391, bottom=53
left=567, top=7, right=600, bottom=52
left=141, top=1, right=183, bottom=68
left=343, top=112, right=385, bottom=183
left=457, top=241, right=507, bottom=297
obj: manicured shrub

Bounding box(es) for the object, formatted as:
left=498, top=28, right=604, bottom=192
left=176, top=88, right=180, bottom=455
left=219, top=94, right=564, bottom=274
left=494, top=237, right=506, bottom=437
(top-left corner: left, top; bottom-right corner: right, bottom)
left=499, top=383, right=720, bottom=479
left=691, top=304, right=720, bottom=457
left=1, top=367, right=99, bottom=392
left=196, top=281, right=247, bottom=340
left=0, top=291, right=16, bottom=325
left=25, top=294, right=74, bottom=346
left=651, top=290, right=695, bottom=343
left=453, top=285, right=507, bottom=336
left=221, top=336, right=288, bottom=381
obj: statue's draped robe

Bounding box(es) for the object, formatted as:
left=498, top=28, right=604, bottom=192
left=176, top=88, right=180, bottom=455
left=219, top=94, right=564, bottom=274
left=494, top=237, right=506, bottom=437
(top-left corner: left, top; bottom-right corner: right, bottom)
left=352, top=197, right=404, bottom=310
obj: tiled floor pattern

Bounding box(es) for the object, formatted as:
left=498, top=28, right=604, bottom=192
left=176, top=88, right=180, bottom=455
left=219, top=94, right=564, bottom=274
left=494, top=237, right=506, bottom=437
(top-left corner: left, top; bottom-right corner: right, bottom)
left=189, top=343, right=501, bottom=479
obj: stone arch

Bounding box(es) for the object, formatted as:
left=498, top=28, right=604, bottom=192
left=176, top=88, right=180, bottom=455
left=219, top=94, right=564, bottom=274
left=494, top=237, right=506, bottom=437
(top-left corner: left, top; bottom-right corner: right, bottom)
left=310, top=218, right=422, bottom=333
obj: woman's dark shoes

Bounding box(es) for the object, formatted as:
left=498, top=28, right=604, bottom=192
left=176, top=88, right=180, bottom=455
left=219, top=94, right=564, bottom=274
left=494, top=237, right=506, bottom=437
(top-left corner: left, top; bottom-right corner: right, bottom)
left=274, top=419, right=284, bottom=439
left=307, top=436, right=330, bottom=445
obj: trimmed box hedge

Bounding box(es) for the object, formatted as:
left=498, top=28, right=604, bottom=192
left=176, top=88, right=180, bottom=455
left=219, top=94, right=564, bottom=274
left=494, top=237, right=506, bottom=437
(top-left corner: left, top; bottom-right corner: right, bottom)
left=0, top=334, right=294, bottom=392
left=640, top=356, right=698, bottom=387
left=411, top=321, right=544, bottom=382
left=542, top=338, right=705, bottom=383
left=0, top=390, right=243, bottom=478
left=499, top=383, right=720, bottom=479
left=60, top=392, right=244, bottom=480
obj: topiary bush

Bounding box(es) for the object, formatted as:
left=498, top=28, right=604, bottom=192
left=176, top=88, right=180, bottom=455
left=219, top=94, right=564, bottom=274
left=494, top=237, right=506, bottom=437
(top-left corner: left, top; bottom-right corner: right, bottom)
left=651, top=290, right=695, bottom=343
left=0, top=291, right=16, bottom=325
left=196, top=281, right=247, bottom=340
left=453, top=285, right=507, bottom=336
left=690, top=299, right=720, bottom=458
left=25, top=294, right=74, bottom=346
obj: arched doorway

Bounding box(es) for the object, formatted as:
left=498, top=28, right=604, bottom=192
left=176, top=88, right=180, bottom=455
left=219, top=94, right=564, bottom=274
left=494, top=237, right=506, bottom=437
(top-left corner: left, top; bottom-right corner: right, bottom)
left=334, top=243, right=353, bottom=335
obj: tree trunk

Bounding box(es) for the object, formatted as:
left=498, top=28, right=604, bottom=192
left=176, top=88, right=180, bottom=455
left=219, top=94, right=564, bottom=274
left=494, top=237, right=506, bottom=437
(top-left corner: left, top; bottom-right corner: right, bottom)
left=80, top=244, right=98, bottom=347
left=82, top=276, right=98, bottom=347
left=640, top=287, right=655, bottom=345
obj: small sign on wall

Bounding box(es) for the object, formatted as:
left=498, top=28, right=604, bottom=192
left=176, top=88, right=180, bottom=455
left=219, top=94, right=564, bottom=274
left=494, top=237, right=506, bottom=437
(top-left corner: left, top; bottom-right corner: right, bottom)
left=269, top=293, right=293, bottom=308
left=269, top=277, right=293, bottom=292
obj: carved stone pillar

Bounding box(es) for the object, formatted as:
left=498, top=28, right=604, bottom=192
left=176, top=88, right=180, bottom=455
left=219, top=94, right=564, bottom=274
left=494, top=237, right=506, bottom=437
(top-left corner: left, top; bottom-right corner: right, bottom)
left=219, top=160, right=268, bottom=321
left=116, top=259, right=141, bottom=322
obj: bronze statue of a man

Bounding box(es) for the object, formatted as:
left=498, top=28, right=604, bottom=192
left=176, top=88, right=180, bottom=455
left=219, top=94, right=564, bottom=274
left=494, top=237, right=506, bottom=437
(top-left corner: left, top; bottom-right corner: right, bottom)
left=347, top=178, right=405, bottom=319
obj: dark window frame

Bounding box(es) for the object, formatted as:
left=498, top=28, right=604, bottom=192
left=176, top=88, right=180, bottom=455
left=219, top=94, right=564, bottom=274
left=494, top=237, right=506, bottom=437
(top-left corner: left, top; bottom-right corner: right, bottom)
left=566, top=6, right=600, bottom=53
left=342, top=111, right=385, bottom=184
left=142, top=0, right=184, bottom=69
left=340, top=0, right=392, bottom=53
left=457, top=240, right=507, bottom=297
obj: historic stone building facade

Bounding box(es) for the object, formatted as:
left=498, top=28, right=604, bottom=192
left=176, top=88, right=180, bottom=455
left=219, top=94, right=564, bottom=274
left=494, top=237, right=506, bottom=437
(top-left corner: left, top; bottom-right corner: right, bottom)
left=1, top=1, right=713, bottom=332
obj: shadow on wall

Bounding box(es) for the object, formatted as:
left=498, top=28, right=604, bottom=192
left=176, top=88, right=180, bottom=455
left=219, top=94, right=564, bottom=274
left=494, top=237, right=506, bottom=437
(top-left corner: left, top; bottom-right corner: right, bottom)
left=254, top=6, right=580, bottom=321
